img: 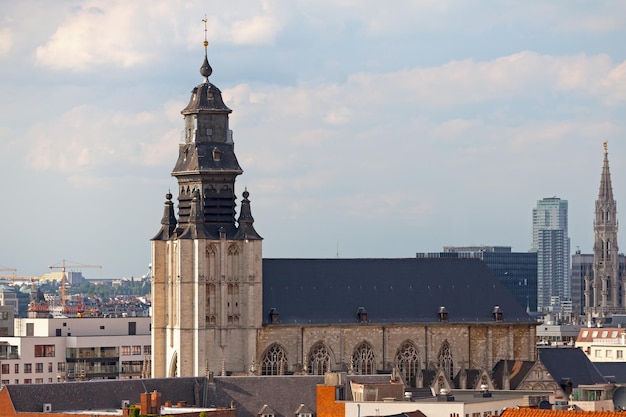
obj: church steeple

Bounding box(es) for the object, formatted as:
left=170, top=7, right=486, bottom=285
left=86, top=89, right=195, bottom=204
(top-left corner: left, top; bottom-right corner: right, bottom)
left=597, top=141, right=615, bottom=203
left=590, top=141, right=620, bottom=317
left=152, top=31, right=263, bottom=379
left=171, top=36, right=243, bottom=238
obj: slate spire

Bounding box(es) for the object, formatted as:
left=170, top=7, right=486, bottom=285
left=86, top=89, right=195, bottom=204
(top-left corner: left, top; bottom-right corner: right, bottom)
left=152, top=192, right=177, bottom=240
left=172, top=34, right=242, bottom=238
left=234, top=189, right=262, bottom=240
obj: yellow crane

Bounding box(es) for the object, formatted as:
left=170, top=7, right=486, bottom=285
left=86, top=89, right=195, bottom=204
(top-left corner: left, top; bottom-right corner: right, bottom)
left=0, top=275, right=38, bottom=285
left=48, top=260, right=102, bottom=312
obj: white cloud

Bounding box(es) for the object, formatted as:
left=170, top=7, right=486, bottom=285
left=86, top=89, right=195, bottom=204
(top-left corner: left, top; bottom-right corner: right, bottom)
left=230, top=15, right=282, bottom=45
left=24, top=103, right=178, bottom=185
left=36, top=3, right=144, bottom=71
left=0, top=27, right=12, bottom=55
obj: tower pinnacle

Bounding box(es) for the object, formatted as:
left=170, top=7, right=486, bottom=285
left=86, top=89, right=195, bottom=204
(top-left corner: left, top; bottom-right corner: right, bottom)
left=200, top=16, right=212, bottom=81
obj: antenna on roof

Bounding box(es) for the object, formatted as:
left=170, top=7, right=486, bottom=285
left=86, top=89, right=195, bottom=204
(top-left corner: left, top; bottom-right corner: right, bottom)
left=336, top=242, right=339, bottom=258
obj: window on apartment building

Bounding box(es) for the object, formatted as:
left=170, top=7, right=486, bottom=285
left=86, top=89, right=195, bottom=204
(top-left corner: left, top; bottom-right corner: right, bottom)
left=48, top=378, right=52, bottom=383
left=618, top=350, right=624, bottom=359
left=607, top=350, right=613, bottom=358
left=0, top=312, right=8, bottom=320
left=1, top=364, right=9, bottom=374
left=121, top=346, right=131, bottom=356
left=100, top=325, right=105, bottom=330
left=143, top=345, right=151, bottom=355
left=55, top=329, right=61, bottom=336
left=35, top=378, right=43, bottom=384
left=1, top=380, right=8, bottom=385
left=26, top=323, right=34, bottom=336
left=132, top=346, right=141, bottom=355
left=34, top=345, right=55, bottom=357
left=48, top=363, right=53, bottom=373
left=14, top=364, right=18, bottom=374
left=128, top=321, right=136, bottom=336
left=24, top=364, right=32, bottom=373
left=23, top=379, right=31, bottom=384
left=13, top=379, right=18, bottom=384
left=35, top=363, right=43, bottom=373
left=595, top=349, right=602, bottom=358
left=57, top=362, right=65, bottom=372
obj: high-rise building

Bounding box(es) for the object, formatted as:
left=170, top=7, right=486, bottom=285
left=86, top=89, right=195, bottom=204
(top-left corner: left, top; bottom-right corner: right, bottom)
left=585, top=142, right=622, bottom=320
left=571, top=250, right=594, bottom=315
left=531, top=197, right=570, bottom=311
left=417, top=246, right=537, bottom=312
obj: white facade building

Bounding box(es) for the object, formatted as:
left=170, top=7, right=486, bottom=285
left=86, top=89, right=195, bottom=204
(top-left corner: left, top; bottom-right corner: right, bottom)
left=575, top=327, right=626, bottom=362
left=0, top=316, right=150, bottom=384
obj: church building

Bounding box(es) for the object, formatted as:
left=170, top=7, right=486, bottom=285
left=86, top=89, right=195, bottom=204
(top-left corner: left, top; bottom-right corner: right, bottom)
left=151, top=44, right=538, bottom=389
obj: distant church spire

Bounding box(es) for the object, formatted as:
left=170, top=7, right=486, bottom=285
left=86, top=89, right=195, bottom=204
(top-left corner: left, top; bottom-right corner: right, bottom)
left=590, top=141, right=620, bottom=318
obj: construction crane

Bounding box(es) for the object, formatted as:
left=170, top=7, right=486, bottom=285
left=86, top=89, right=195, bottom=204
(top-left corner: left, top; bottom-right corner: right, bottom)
left=0, top=275, right=38, bottom=285
left=49, top=260, right=102, bottom=313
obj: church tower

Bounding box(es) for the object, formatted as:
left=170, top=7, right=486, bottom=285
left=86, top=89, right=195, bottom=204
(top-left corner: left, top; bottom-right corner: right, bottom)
left=588, top=141, right=620, bottom=318
left=151, top=35, right=262, bottom=378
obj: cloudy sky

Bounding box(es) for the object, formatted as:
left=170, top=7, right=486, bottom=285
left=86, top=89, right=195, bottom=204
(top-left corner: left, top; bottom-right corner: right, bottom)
left=0, top=1, right=625, bottom=279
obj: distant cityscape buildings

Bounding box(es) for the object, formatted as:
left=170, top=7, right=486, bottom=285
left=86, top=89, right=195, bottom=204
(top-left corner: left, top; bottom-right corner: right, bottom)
left=531, top=197, right=570, bottom=312
left=416, top=246, right=537, bottom=312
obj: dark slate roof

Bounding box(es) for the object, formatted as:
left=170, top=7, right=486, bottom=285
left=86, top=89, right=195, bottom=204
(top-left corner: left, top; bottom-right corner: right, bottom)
left=173, top=141, right=242, bottom=173
left=492, top=360, right=536, bottom=390
left=4, top=374, right=401, bottom=417
left=453, top=369, right=483, bottom=389
left=538, top=347, right=607, bottom=387
left=205, top=375, right=321, bottom=417
left=262, top=258, right=533, bottom=325
left=5, top=377, right=205, bottom=413
left=592, top=362, right=626, bottom=384
left=206, top=374, right=393, bottom=417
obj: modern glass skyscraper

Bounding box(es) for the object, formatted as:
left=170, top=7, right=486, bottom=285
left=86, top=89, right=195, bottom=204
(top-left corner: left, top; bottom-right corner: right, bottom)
left=532, top=197, right=570, bottom=311
left=417, top=246, right=537, bottom=312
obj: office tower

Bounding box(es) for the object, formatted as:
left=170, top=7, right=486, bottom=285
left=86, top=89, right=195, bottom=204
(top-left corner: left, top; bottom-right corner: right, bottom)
left=532, top=197, right=570, bottom=311
left=417, top=246, right=538, bottom=312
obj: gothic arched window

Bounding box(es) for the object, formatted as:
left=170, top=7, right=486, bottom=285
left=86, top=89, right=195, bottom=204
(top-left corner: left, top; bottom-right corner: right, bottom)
left=395, top=340, right=420, bottom=387
left=206, top=283, right=216, bottom=324
left=261, top=343, right=288, bottom=376
left=352, top=342, right=375, bottom=375
left=438, top=340, right=454, bottom=381
left=308, top=342, right=331, bottom=375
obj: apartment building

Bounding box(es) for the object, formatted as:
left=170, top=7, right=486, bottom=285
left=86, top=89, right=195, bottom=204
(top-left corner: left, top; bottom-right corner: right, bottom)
left=0, top=314, right=150, bottom=384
